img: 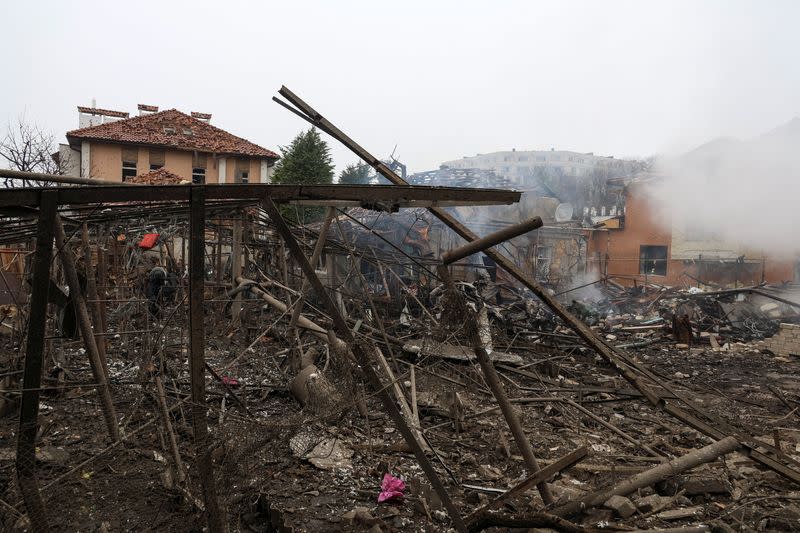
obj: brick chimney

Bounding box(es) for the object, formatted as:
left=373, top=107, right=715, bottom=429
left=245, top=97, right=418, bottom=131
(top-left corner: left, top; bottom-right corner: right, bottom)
left=138, top=104, right=159, bottom=116
left=191, top=112, right=211, bottom=123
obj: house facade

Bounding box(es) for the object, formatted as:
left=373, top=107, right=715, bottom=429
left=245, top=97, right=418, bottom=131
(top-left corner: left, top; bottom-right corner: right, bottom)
left=588, top=179, right=797, bottom=287
left=58, top=105, right=279, bottom=184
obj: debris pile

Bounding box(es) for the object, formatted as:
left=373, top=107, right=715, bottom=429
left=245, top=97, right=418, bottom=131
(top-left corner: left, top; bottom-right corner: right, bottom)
left=1, top=88, right=799, bottom=533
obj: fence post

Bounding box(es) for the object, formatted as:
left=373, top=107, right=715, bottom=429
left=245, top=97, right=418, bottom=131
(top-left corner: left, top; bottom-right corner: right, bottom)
left=16, top=190, right=57, bottom=532
left=189, top=185, right=226, bottom=532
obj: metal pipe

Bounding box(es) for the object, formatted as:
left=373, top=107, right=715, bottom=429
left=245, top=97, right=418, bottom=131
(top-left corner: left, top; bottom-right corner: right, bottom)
left=441, top=216, right=542, bottom=265
left=0, top=168, right=129, bottom=186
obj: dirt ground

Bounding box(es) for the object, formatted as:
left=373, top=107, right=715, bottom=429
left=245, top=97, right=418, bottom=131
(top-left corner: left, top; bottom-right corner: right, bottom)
left=3, top=298, right=800, bottom=533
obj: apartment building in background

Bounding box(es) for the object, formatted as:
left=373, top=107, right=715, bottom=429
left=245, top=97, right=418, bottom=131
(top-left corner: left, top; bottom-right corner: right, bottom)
left=440, top=148, right=636, bottom=184
left=58, top=104, right=279, bottom=183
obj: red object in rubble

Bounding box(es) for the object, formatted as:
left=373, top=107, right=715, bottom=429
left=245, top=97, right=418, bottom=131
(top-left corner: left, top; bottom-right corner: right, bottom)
left=138, top=233, right=160, bottom=249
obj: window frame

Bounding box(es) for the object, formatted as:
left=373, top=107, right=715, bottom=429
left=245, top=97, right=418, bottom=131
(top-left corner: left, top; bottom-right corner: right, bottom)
left=639, top=245, right=668, bottom=276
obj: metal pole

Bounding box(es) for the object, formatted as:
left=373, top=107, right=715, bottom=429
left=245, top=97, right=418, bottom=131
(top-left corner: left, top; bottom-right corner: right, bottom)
left=189, top=185, right=226, bottom=532
left=16, top=190, right=57, bottom=532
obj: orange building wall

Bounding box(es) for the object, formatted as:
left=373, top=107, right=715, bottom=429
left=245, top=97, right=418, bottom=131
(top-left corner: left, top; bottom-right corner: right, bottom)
left=590, top=182, right=797, bottom=287
left=89, top=143, right=122, bottom=182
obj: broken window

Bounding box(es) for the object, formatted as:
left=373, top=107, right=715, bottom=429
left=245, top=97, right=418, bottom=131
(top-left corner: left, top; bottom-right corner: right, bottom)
left=192, top=152, right=207, bottom=184
left=122, top=146, right=138, bottom=181
left=639, top=245, right=668, bottom=276
left=235, top=158, right=250, bottom=183
left=149, top=148, right=165, bottom=170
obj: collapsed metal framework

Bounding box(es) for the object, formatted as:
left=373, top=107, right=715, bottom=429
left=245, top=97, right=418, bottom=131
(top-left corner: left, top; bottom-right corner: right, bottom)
left=2, top=88, right=800, bottom=532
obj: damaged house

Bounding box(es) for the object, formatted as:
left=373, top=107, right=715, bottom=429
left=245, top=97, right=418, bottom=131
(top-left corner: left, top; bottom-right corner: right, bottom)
left=58, top=104, right=279, bottom=183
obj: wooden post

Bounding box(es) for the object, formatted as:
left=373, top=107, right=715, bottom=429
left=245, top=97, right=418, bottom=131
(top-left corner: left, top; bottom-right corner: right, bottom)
left=16, top=190, right=57, bottom=532
left=96, top=231, right=109, bottom=352
left=81, top=223, right=109, bottom=376
left=231, top=216, right=242, bottom=323
left=189, top=186, right=226, bottom=532
left=54, top=217, right=119, bottom=441
left=262, top=198, right=467, bottom=532
left=438, top=264, right=554, bottom=505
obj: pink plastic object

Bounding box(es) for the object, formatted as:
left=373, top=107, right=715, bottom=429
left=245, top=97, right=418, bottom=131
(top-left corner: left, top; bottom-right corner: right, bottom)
left=378, top=473, right=405, bottom=503
left=221, top=376, right=239, bottom=386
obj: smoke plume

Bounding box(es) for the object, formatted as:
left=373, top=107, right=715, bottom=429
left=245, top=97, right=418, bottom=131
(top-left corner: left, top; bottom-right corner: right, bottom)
left=651, top=118, right=800, bottom=260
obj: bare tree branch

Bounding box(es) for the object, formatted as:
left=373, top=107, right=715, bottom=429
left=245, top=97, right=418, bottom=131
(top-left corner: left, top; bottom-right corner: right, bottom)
left=0, top=113, right=62, bottom=187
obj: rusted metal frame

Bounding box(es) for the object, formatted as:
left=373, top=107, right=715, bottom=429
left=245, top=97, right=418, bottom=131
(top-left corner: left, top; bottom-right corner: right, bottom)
left=465, top=445, right=588, bottom=525
left=437, top=264, right=554, bottom=505
left=261, top=197, right=467, bottom=532
left=188, top=185, right=226, bottom=532
left=54, top=216, right=120, bottom=441
left=0, top=183, right=520, bottom=208
left=16, top=191, right=57, bottom=532
left=441, top=217, right=543, bottom=265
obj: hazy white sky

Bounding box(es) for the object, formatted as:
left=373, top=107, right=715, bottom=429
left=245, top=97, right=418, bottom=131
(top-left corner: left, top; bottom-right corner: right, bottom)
left=1, top=0, right=798, bottom=174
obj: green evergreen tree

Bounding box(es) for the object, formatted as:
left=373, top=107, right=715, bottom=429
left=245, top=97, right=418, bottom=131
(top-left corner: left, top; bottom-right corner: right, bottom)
left=271, top=128, right=334, bottom=222
left=338, top=161, right=372, bottom=185
left=272, top=128, right=334, bottom=186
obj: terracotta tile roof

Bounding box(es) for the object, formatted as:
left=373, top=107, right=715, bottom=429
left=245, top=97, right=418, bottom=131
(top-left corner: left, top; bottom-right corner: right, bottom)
left=67, top=109, right=279, bottom=159
left=126, top=168, right=188, bottom=185
left=77, top=106, right=130, bottom=118
left=191, top=111, right=211, bottom=120
left=138, top=104, right=158, bottom=112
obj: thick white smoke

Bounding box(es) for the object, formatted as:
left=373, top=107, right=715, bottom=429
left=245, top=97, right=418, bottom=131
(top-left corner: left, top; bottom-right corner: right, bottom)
left=651, top=118, right=800, bottom=260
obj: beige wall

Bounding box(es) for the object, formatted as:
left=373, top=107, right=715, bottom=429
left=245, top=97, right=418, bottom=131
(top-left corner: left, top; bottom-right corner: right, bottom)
left=90, top=143, right=122, bottom=182
left=165, top=150, right=193, bottom=179
left=249, top=158, right=261, bottom=183
left=87, top=141, right=266, bottom=183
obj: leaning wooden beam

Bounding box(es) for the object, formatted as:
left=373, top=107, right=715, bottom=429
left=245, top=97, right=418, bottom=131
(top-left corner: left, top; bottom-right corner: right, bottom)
left=234, top=277, right=328, bottom=339
left=553, top=436, right=739, bottom=517
left=288, top=206, right=335, bottom=328
left=188, top=186, right=226, bottom=532
left=16, top=190, right=57, bottom=532
left=438, top=264, right=553, bottom=506
left=262, top=197, right=468, bottom=532
left=54, top=217, right=119, bottom=442
left=466, top=445, right=588, bottom=525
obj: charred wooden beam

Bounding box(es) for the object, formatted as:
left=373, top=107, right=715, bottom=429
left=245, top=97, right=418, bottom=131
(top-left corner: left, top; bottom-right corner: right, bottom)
left=0, top=182, right=520, bottom=208
left=442, top=216, right=543, bottom=265
left=16, top=190, right=57, bottom=532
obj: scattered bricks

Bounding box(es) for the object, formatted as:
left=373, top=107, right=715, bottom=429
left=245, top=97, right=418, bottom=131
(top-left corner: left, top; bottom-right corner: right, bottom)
left=634, top=493, right=672, bottom=513
left=603, top=494, right=637, bottom=518
left=681, top=476, right=731, bottom=496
